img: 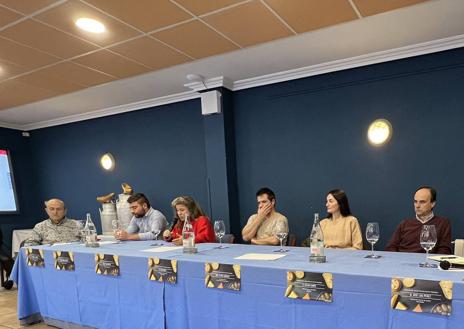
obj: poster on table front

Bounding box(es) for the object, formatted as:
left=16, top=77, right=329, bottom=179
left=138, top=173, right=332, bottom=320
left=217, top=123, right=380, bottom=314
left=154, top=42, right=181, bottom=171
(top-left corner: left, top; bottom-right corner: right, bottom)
left=26, top=248, right=45, bottom=267
left=53, top=251, right=75, bottom=271
left=148, top=258, right=177, bottom=284
left=95, top=253, right=119, bottom=276
left=285, top=271, right=333, bottom=302
left=391, top=277, right=452, bottom=316
left=205, top=262, right=241, bottom=291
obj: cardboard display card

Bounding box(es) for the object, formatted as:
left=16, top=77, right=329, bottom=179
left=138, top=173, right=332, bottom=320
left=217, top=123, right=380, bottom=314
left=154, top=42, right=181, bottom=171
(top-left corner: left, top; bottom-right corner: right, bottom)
left=205, top=262, right=241, bottom=291
left=95, top=253, right=119, bottom=276
left=148, top=258, right=177, bottom=284
left=53, top=251, right=75, bottom=271
left=391, top=277, right=452, bottom=316
left=285, top=271, right=333, bottom=302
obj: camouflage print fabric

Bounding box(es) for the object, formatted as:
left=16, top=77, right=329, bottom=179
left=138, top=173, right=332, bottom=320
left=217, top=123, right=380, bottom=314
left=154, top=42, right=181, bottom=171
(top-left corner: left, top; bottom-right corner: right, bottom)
left=23, top=218, right=81, bottom=246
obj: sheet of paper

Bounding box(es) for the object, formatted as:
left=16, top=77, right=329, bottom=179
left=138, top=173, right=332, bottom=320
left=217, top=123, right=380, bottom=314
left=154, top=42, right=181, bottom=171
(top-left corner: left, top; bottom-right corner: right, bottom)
left=98, top=241, right=118, bottom=245
left=428, top=255, right=464, bottom=265
left=234, top=253, right=286, bottom=261
left=438, top=267, right=464, bottom=272
left=141, top=246, right=183, bottom=253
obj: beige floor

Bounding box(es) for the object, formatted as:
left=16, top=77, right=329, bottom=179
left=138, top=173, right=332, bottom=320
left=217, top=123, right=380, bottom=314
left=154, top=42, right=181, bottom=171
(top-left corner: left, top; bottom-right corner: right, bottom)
left=0, top=287, right=52, bottom=329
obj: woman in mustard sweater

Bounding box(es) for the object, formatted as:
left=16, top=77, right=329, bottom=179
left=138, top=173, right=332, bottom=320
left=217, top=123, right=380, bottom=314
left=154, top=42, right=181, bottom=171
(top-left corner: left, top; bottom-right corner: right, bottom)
left=303, top=189, right=363, bottom=250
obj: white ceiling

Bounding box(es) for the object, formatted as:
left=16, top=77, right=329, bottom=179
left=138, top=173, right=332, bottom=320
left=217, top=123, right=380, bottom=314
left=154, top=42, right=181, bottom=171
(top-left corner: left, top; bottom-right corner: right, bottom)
left=1, top=0, right=463, bottom=131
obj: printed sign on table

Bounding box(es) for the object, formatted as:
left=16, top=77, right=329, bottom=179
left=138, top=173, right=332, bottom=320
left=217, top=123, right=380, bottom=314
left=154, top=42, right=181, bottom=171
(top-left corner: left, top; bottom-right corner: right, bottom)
left=391, top=277, right=452, bottom=316
left=285, top=271, right=333, bottom=302
left=53, top=251, right=75, bottom=271
left=148, top=258, right=177, bottom=284
left=95, top=253, right=119, bottom=276
left=26, top=248, right=45, bottom=267
left=205, top=262, right=241, bottom=291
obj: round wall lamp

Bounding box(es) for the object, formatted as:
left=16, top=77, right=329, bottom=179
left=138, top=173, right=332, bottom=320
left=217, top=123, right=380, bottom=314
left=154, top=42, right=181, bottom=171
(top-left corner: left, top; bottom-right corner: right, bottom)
left=100, top=153, right=115, bottom=171
left=367, top=119, right=392, bottom=146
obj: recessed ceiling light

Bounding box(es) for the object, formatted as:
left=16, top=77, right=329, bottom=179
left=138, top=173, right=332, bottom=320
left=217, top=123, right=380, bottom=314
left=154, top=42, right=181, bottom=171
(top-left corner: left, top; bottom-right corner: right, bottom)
left=75, top=18, right=105, bottom=33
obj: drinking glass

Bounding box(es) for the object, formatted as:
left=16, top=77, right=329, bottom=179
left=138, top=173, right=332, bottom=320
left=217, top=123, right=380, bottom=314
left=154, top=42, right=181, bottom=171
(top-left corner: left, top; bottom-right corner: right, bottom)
left=274, top=222, right=288, bottom=253
left=419, top=225, right=437, bottom=268
left=111, top=220, right=119, bottom=234
left=214, top=220, right=228, bottom=249
left=365, top=222, right=381, bottom=259
left=76, top=220, right=86, bottom=242
left=151, top=228, right=162, bottom=246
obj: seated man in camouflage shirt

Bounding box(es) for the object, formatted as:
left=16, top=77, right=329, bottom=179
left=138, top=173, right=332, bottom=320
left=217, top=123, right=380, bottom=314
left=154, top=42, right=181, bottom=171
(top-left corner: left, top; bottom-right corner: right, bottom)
left=23, top=198, right=81, bottom=246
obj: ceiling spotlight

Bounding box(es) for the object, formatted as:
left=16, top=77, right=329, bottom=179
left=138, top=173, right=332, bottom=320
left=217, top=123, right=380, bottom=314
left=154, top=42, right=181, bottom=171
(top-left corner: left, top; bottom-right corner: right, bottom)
left=367, top=119, right=392, bottom=146
left=75, top=18, right=106, bottom=33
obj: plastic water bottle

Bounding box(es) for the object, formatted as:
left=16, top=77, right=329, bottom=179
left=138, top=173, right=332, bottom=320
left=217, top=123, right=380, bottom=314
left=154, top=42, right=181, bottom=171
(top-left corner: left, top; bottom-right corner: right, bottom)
left=182, top=215, right=197, bottom=253
left=84, top=213, right=99, bottom=248
left=309, top=213, right=326, bottom=263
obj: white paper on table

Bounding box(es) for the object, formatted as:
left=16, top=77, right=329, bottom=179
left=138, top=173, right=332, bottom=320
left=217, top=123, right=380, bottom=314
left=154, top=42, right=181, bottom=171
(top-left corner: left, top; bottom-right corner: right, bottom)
left=50, top=242, right=72, bottom=246
left=140, top=246, right=183, bottom=253
left=98, top=241, right=118, bottom=245
left=438, top=266, right=464, bottom=272
left=234, top=253, right=286, bottom=261
left=428, top=255, right=464, bottom=265
left=98, top=235, right=116, bottom=241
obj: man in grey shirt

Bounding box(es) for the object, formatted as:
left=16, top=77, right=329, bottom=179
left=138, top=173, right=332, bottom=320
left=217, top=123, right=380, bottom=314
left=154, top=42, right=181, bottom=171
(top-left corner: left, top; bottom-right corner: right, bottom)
left=114, top=193, right=167, bottom=241
left=24, top=198, right=81, bottom=246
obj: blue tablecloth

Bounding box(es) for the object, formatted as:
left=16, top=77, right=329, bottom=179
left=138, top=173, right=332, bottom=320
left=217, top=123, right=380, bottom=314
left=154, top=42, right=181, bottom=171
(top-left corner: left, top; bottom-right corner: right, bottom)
left=11, top=241, right=464, bottom=329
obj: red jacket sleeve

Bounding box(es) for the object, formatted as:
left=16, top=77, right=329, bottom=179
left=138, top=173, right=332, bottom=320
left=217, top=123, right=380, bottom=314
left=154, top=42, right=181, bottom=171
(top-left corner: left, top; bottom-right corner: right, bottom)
left=193, top=216, right=216, bottom=243
left=170, top=225, right=182, bottom=240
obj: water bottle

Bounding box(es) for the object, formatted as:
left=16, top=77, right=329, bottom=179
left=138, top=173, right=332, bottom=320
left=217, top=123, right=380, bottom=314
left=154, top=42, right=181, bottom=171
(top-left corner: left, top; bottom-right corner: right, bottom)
left=84, top=213, right=100, bottom=248
left=309, top=213, right=326, bottom=263
left=182, top=215, right=197, bottom=253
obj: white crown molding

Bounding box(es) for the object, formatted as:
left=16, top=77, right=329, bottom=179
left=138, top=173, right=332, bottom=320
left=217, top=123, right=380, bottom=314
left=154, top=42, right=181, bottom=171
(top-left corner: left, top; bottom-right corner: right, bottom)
left=232, top=34, right=464, bottom=90
left=0, top=121, right=21, bottom=130
left=184, top=76, right=234, bottom=92
left=2, top=34, right=463, bottom=131
left=19, top=90, right=200, bottom=131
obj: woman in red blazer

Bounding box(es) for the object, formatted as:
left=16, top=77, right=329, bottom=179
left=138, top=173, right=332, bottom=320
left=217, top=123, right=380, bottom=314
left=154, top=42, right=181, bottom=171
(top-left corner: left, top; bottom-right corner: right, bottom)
left=163, top=196, right=215, bottom=245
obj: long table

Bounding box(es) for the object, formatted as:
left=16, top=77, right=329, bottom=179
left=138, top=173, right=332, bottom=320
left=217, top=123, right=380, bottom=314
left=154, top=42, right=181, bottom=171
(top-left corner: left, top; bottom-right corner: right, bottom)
left=11, top=241, right=464, bottom=329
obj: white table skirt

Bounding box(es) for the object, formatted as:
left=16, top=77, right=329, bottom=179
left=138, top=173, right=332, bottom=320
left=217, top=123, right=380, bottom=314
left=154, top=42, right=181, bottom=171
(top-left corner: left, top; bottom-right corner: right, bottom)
left=11, top=229, right=33, bottom=257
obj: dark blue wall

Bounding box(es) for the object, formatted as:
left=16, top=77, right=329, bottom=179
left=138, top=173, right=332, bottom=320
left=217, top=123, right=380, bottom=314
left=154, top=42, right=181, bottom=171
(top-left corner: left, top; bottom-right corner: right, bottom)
left=2, top=48, right=464, bottom=250
left=28, top=99, right=208, bottom=231
left=0, top=128, right=41, bottom=252
left=234, top=48, right=464, bottom=248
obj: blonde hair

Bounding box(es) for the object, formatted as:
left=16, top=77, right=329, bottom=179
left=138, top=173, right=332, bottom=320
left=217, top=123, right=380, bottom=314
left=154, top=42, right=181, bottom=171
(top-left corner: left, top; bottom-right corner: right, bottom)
left=171, top=196, right=205, bottom=221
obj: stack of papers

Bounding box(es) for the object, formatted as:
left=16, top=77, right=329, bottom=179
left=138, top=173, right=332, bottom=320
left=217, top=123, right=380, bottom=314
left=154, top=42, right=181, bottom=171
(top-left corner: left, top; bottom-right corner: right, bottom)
left=234, top=253, right=286, bottom=261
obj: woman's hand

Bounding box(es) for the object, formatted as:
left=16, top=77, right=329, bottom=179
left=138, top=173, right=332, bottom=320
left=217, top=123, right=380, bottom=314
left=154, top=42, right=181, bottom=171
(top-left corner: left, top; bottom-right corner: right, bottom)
left=162, top=230, right=172, bottom=241
left=172, top=237, right=182, bottom=246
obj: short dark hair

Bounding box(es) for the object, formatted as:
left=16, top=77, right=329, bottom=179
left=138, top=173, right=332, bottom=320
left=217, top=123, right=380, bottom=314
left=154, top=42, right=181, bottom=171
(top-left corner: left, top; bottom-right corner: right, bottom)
left=127, top=193, right=150, bottom=208
left=327, top=189, right=352, bottom=218
left=256, top=187, right=275, bottom=202
left=415, top=186, right=436, bottom=202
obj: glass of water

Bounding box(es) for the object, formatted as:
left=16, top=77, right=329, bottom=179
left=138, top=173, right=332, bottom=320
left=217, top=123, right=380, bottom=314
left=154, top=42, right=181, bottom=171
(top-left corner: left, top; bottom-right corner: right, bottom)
left=365, top=222, right=381, bottom=259
left=419, top=225, right=437, bottom=268
left=76, top=220, right=86, bottom=242
left=214, top=220, right=228, bottom=249
left=274, top=221, right=288, bottom=253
